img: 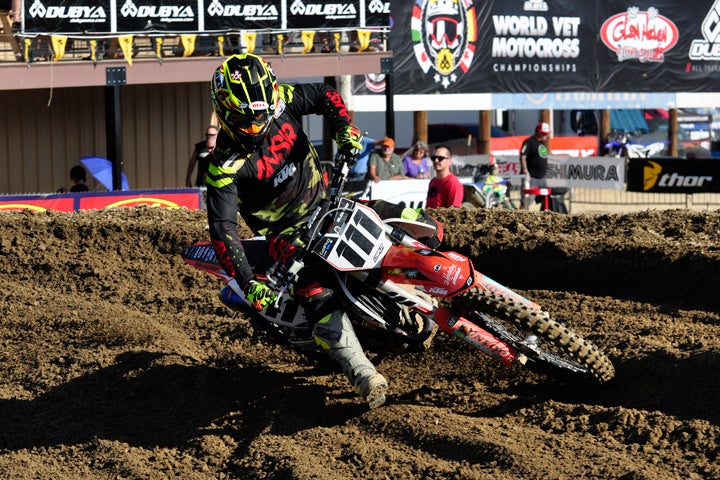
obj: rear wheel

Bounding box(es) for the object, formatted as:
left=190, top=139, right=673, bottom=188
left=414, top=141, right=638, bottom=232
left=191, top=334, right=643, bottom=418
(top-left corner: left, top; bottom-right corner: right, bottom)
left=447, top=288, right=615, bottom=384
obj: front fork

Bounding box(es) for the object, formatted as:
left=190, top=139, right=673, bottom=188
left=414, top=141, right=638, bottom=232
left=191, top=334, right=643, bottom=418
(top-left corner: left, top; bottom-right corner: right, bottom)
left=434, top=307, right=518, bottom=366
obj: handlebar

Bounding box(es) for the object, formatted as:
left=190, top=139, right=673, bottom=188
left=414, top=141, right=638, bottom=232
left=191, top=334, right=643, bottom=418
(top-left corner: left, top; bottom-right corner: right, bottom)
left=265, top=143, right=362, bottom=298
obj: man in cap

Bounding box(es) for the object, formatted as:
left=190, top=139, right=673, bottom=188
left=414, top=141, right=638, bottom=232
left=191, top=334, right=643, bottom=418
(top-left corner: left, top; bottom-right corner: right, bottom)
left=520, top=121, right=551, bottom=209
left=368, top=136, right=405, bottom=182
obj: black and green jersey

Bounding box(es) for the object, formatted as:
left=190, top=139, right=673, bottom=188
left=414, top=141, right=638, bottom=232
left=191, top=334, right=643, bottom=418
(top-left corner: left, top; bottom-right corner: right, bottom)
left=206, top=82, right=352, bottom=287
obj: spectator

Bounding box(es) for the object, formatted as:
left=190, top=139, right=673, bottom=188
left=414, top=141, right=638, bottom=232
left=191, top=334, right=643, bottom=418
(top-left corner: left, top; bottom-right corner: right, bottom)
left=368, top=136, right=404, bottom=182
left=1, top=0, right=21, bottom=31
left=402, top=141, right=431, bottom=179
left=426, top=145, right=463, bottom=208
left=68, top=165, right=89, bottom=192
left=185, top=125, right=217, bottom=187
left=348, top=135, right=376, bottom=182
left=520, top=121, right=551, bottom=209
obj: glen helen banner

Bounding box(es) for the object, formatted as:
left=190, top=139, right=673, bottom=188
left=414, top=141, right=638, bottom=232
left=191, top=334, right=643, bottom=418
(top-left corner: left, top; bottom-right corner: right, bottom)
left=355, top=0, right=720, bottom=95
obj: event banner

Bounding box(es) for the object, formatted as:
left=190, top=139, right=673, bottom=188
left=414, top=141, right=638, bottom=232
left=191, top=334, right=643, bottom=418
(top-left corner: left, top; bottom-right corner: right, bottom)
left=354, top=0, right=720, bottom=95
left=627, top=157, right=720, bottom=193
left=204, top=0, right=282, bottom=31
left=0, top=189, right=202, bottom=212
left=22, top=0, right=391, bottom=33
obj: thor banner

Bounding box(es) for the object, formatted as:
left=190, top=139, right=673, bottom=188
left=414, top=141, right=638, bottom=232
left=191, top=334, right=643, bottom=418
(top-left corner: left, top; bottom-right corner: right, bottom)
left=627, top=157, right=720, bottom=193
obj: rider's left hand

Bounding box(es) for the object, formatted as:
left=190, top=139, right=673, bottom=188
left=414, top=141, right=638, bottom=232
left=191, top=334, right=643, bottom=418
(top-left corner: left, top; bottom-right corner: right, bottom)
left=244, top=279, right=277, bottom=311
left=336, top=125, right=362, bottom=153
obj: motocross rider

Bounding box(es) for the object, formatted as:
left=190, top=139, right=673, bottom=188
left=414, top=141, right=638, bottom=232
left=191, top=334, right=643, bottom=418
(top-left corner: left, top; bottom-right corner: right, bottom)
left=206, top=54, right=441, bottom=409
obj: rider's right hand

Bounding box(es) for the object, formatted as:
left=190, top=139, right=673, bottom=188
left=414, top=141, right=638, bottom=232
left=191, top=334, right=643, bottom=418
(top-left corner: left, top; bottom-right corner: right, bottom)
left=244, top=279, right=277, bottom=311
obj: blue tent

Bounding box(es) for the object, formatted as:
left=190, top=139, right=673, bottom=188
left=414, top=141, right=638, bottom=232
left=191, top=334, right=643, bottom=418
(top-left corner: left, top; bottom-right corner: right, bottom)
left=610, top=110, right=649, bottom=134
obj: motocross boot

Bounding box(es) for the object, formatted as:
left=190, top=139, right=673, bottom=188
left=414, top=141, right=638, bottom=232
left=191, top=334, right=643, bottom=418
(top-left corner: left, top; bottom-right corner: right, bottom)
left=313, top=310, right=388, bottom=409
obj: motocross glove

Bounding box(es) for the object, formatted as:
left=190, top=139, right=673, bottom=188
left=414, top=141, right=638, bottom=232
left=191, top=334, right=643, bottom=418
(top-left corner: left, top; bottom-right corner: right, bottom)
left=335, top=125, right=363, bottom=154
left=244, top=279, right=277, bottom=311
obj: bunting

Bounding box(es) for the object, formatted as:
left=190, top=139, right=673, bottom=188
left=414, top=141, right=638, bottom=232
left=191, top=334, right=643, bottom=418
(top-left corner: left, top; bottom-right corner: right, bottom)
left=301, top=31, right=315, bottom=53
left=356, top=30, right=370, bottom=52
left=217, top=35, right=225, bottom=57
left=181, top=35, right=196, bottom=57
left=117, top=35, right=134, bottom=66
left=243, top=32, right=256, bottom=54
left=154, top=37, right=163, bottom=61
left=50, top=35, right=67, bottom=62
left=89, top=39, right=97, bottom=63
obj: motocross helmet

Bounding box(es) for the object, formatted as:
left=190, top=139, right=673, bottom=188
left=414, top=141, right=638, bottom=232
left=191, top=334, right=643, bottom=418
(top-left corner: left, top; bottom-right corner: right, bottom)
left=210, top=53, right=280, bottom=145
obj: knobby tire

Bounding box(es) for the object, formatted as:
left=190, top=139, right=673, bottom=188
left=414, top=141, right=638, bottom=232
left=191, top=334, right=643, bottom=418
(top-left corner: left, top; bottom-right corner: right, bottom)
left=446, top=288, right=615, bottom=384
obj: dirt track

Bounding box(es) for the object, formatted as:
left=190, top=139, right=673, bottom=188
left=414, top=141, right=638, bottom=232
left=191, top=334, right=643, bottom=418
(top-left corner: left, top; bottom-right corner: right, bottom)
left=0, top=206, right=719, bottom=480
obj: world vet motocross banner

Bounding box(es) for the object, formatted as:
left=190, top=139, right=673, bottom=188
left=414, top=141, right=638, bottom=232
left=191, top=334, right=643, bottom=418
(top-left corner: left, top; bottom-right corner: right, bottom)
left=21, top=0, right=390, bottom=33
left=354, top=0, right=720, bottom=95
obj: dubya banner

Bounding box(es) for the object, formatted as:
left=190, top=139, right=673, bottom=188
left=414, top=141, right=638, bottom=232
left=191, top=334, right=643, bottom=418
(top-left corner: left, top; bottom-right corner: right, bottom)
left=21, top=0, right=391, bottom=33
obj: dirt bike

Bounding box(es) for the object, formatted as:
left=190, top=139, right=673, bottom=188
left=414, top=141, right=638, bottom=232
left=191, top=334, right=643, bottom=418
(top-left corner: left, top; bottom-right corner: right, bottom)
left=605, top=131, right=666, bottom=158
left=460, top=163, right=516, bottom=210
left=183, top=148, right=615, bottom=385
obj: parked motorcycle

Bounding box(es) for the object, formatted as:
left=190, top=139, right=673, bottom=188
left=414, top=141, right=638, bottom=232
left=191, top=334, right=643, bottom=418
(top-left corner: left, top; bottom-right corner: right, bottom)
left=461, top=163, right=516, bottom=210
left=183, top=148, right=615, bottom=386
left=605, top=131, right=666, bottom=158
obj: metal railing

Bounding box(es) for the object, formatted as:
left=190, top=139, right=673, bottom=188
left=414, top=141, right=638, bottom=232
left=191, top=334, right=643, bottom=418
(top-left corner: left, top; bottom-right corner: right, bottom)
left=568, top=189, right=720, bottom=213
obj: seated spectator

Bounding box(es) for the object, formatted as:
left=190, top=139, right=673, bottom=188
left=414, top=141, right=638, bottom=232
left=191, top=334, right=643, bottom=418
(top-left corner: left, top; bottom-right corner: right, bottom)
left=348, top=136, right=376, bottom=182
left=368, top=136, right=405, bottom=182
left=69, top=165, right=90, bottom=192
left=402, top=141, right=431, bottom=179
left=1, top=0, right=21, bottom=31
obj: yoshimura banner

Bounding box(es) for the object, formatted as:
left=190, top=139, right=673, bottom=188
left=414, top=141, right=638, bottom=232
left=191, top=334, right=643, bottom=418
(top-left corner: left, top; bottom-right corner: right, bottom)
left=546, top=156, right=625, bottom=190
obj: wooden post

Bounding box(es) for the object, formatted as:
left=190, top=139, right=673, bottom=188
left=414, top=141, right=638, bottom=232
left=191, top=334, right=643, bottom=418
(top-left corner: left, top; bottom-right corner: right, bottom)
left=600, top=109, right=610, bottom=154
left=540, top=109, right=551, bottom=128
left=413, top=111, right=427, bottom=145
left=478, top=110, right=491, bottom=154
left=669, top=108, right=678, bottom=157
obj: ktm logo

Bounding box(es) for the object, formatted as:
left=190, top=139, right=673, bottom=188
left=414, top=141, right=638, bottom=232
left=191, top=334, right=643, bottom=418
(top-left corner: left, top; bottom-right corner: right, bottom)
left=643, top=161, right=713, bottom=190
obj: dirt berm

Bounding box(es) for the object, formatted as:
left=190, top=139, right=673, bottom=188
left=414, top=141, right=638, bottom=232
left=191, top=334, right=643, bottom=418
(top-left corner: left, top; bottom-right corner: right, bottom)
left=0, top=207, right=718, bottom=480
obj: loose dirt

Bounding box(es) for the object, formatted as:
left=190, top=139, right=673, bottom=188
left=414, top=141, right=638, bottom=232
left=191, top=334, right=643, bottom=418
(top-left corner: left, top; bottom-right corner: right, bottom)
left=0, top=206, right=718, bottom=480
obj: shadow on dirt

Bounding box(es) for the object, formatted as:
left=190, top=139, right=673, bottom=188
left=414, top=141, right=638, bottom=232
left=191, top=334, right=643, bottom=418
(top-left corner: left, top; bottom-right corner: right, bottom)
left=0, top=351, right=338, bottom=452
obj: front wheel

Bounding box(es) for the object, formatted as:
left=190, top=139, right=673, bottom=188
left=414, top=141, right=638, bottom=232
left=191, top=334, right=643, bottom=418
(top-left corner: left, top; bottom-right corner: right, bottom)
left=446, top=288, right=615, bottom=384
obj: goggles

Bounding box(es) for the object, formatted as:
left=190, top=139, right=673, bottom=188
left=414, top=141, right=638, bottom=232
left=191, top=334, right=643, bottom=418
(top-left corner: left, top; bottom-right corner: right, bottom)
left=429, top=17, right=460, bottom=49
left=227, top=111, right=272, bottom=134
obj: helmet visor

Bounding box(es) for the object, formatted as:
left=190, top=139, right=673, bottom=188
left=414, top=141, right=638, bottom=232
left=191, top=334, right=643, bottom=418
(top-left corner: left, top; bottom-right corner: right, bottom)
left=227, top=111, right=272, bottom=134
